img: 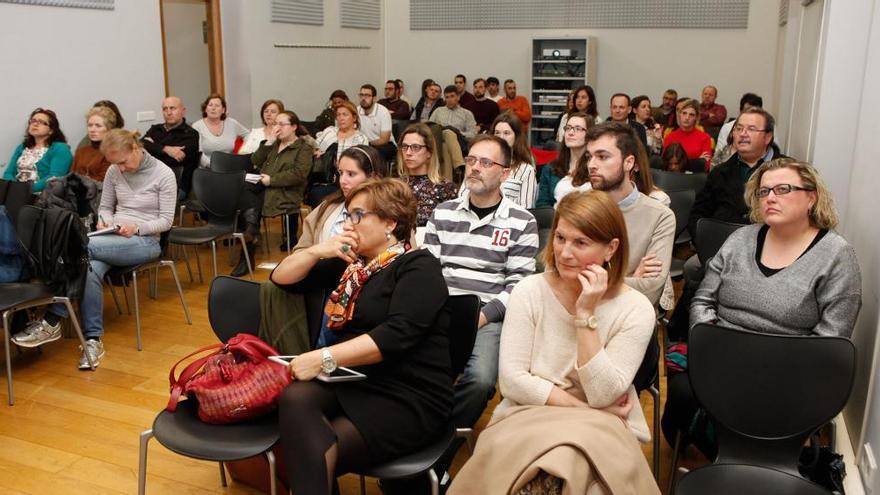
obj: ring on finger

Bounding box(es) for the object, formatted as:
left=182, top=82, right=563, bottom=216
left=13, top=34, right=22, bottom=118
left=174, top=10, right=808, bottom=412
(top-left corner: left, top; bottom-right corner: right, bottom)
left=341, top=244, right=350, bottom=253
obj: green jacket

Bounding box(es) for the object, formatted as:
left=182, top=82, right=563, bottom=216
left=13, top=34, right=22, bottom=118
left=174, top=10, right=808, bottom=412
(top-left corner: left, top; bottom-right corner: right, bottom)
left=3, top=142, right=73, bottom=192
left=252, top=138, right=314, bottom=217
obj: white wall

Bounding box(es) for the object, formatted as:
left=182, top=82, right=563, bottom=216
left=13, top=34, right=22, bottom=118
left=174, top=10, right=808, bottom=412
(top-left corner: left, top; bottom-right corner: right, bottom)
left=0, top=2, right=166, bottom=173
left=221, top=0, right=386, bottom=129
left=163, top=0, right=211, bottom=125
left=386, top=0, right=780, bottom=120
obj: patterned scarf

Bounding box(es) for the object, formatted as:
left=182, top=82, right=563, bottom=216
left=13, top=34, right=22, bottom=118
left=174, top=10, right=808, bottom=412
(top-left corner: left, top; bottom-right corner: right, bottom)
left=324, top=240, right=409, bottom=330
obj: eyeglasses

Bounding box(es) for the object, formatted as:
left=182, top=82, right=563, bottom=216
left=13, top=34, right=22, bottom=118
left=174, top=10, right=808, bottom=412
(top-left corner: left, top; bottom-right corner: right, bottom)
left=734, top=125, right=768, bottom=134
left=358, top=93, right=372, bottom=98
left=342, top=210, right=378, bottom=225
left=464, top=156, right=507, bottom=169
left=563, top=125, right=588, bottom=134
left=29, top=118, right=50, bottom=126
left=756, top=184, right=814, bottom=198
left=399, top=143, right=425, bottom=153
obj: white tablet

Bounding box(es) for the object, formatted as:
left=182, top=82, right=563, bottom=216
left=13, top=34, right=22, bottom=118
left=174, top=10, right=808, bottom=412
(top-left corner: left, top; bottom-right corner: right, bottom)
left=268, top=355, right=367, bottom=382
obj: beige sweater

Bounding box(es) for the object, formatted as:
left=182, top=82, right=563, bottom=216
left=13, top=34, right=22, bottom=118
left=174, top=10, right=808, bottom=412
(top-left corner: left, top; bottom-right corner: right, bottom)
left=620, top=192, right=676, bottom=306
left=497, top=273, right=655, bottom=442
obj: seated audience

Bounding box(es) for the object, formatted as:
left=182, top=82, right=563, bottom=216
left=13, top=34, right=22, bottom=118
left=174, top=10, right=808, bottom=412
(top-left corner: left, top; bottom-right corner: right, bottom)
left=259, top=145, right=386, bottom=354
left=314, top=100, right=369, bottom=163
left=449, top=191, right=658, bottom=494
left=12, top=130, right=176, bottom=368
left=396, top=123, right=457, bottom=226
left=631, top=95, right=663, bottom=156
left=314, top=90, right=349, bottom=134
left=357, top=84, right=396, bottom=165
left=270, top=179, right=453, bottom=495
left=586, top=122, right=675, bottom=307
left=607, top=93, right=648, bottom=148
left=663, top=98, right=713, bottom=171
left=660, top=142, right=691, bottom=173
left=497, top=79, right=532, bottom=132
left=141, top=96, right=200, bottom=199
left=698, top=85, right=728, bottom=140
left=459, top=111, right=537, bottom=209
left=486, top=76, right=502, bottom=102
left=536, top=112, right=592, bottom=207
left=429, top=85, right=477, bottom=180
left=76, top=100, right=125, bottom=149
left=238, top=99, right=284, bottom=155
left=378, top=79, right=412, bottom=121
left=662, top=158, right=862, bottom=456
left=556, top=85, right=600, bottom=141
left=413, top=80, right=442, bottom=122
left=395, top=78, right=413, bottom=107
left=231, top=110, right=314, bottom=276
left=71, top=106, right=117, bottom=183
left=191, top=93, right=249, bottom=168
left=469, top=78, right=500, bottom=133
left=652, top=88, right=678, bottom=128
left=712, top=92, right=764, bottom=167
left=454, top=73, right=477, bottom=110
left=4, top=107, right=72, bottom=193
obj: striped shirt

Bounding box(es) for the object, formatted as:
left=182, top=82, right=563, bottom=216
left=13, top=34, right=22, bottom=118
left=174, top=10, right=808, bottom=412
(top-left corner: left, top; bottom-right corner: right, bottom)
left=424, top=192, right=539, bottom=323
left=458, top=161, right=538, bottom=209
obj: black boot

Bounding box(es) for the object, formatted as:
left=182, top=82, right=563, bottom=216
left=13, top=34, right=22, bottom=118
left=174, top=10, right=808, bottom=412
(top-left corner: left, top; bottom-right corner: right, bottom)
left=230, top=242, right=256, bottom=277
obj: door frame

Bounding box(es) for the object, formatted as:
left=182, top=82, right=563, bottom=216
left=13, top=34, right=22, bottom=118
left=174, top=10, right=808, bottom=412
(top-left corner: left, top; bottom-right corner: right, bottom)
left=159, top=0, right=225, bottom=97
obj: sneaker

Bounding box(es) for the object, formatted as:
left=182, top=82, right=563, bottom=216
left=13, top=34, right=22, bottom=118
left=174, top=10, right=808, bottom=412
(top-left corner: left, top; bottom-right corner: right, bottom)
left=78, top=340, right=105, bottom=370
left=11, top=319, right=62, bottom=348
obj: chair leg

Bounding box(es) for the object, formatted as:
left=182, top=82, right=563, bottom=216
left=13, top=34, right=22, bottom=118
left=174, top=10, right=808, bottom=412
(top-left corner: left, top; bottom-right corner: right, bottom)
left=359, top=475, right=367, bottom=495
left=266, top=449, right=278, bottom=495
left=235, top=233, right=254, bottom=280
left=263, top=217, right=271, bottom=257
left=194, top=246, right=204, bottom=284
left=107, top=280, right=123, bottom=315
left=180, top=245, right=194, bottom=284
left=138, top=429, right=153, bottom=495
left=668, top=431, right=684, bottom=494
left=428, top=468, right=440, bottom=495
left=163, top=261, right=192, bottom=325
left=456, top=427, right=475, bottom=454
left=211, top=241, right=219, bottom=280
left=132, top=272, right=142, bottom=351
left=58, top=298, right=94, bottom=371
left=285, top=213, right=291, bottom=254
left=651, top=385, right=660, bottom=480
left=218, top=461, right=227, bottom=487
left=3, top=310, right=15, bottom=405
left=149, top=267, right=158, bottom=300
left=121, top=280, right=132, bottom=315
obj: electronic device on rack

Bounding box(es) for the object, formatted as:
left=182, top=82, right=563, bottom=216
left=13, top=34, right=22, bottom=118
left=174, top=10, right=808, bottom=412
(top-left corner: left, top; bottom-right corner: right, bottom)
left=542, top=48, right=577, bottom=59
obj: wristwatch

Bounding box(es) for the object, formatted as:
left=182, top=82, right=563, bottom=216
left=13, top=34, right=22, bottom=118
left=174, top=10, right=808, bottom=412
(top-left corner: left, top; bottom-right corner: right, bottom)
left=574, top=315, right=600, bottom=331
left=321, top=348, right=337, bottom=374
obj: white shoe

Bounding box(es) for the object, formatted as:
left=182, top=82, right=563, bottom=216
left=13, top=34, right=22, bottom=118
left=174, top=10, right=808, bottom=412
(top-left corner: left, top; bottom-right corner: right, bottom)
left=11, top=319, right=62, bottom=348
left=78, top=340, right=104, bottom=370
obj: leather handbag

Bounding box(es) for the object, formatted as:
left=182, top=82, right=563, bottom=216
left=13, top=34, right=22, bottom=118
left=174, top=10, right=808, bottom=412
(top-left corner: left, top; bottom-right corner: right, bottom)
left=166, top=334, right=291, bottom=424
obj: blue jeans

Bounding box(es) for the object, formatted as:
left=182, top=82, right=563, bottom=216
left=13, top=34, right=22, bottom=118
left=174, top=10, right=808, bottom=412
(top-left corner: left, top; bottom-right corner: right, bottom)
left=50, top=234, right=161, bottom=338
left=452, top=320, right=502, bottom=428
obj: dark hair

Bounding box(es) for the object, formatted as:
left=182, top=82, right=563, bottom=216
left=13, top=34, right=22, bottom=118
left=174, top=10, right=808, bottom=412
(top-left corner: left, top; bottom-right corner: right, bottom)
left=276, top=110, right=309, bottom=137
left=360, top=84, right=377, bottom=97
left=739, top=93, right=764, bottom=112
left=610, top=93, right=631, bottom=105
left=665, top=89, right=679, bottom=98
left=550, top=112, right=593, bottom=179
left=569, top=85, right=597, bottom=118
left=469, top=134, right=512, bottom=168
left=631, top=95, right=650, bottom=112
left=585, top=122, right=644, bottom=168
left=317, top=145, right=387, bottom=217
left=23, top=108, right=66, bottom=148
left=346, top=178, right=418, bottom=242
left=386, top=80, right=400, bottom=91
left=92, top=100, right=125, bottom=128
left=486, top=76, right=500, bottom=86
left=259, top=99, right=284, bottom=125
left=395, top=79, right=404, bottom=86
left=738, top=107, right=775, bottom=134
left=201, top=94, right=227, bottom=120
left=420, top=78, right=435, bottom=97
left=631, top=139, right=655, bottom=196
left=330, top=89, right=349, bottom=101
left=455, top=74, right=466, bottom=83
left=661, top=143, right=688, bottom=172
left=473, top=78, right=486, bottom=86
left=490, top=111, right=532, bottom=171
left=443, top=84, right=457, bottom=95
left=504, top=79, right=515, bottom=86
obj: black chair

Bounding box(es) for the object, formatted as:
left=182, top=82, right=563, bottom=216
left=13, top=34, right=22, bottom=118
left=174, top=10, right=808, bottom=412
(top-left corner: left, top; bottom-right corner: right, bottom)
left=211, top=151, right=253, bottom=173
left=168, top=168, right=253, bottom=282
left=104, top=231, right=191, bottom=351
left=528, top=207, right=555, bottom=272
left=2, top=204, right=95, bottom=405
left=0, top=179, right=33, bottom=229
left=673, top=323, right=855, bottom=495
left=632, top=322, right=662, bottom=480
left=665, top=189, right=696, bottom=279
left=355, top=294, right=482, bottom=494
left=695, top=218, right=746, bottom=266
left=137, top=276, right=281, bottom=495
left=651, top=169, right=707, bottom=193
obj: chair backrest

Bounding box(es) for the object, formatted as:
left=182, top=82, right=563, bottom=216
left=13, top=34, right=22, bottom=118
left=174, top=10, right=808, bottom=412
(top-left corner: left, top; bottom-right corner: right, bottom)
left=304, top=289, right=328, bottom=349
left=210, top=151, right=253, bottom=173
left=445, top=294, right=482, bottom=376
left=528, top=208, right=555, bottom=271
left=665, top=189, right=696, bottom=240
left=632, top=322, right=660, bottom=392
left=650, top=169, right=707, bottom=192
left=0, top=179, right=33, bottom=229
left=208, top=275, right=262, bottom=342
left=695, top=218, right=746, bottom=265
left=192, top=168, right=245, bottom=219
left=689, top=323, right=856, bottom=472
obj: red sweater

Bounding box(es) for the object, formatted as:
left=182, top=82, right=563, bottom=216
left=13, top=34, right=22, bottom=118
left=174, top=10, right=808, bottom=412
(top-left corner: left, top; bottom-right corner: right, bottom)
left=497, top=96, right=532, bottom=130
left=663, top=128, right=713, bottom=169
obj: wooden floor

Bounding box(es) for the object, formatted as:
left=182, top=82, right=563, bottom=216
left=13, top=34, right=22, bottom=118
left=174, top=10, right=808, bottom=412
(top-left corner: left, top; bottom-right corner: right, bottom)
left=0, top=224, right=707, bottom=494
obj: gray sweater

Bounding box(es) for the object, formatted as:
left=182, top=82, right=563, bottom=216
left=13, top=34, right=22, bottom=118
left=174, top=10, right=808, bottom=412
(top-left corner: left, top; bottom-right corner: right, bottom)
left=691, top=224, right=861, bottom=337
left=98, top=151, right=177, bottom=236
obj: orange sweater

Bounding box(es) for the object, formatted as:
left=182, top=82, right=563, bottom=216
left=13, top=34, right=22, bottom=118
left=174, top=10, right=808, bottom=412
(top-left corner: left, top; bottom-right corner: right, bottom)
left=71, top=142, right=111, bottom=182
left=497, top=96, right=532, bottom=130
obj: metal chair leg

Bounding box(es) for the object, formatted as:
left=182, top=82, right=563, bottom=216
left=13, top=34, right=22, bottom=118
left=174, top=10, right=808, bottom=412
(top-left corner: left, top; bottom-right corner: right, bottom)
left=121, top=280, right=131, bottom=315
left=428, top=468, right=440, bottom=495
left=285, top=213, right=292, bottom=254
left=163, top=261, right=192, bottom=325
left=3, top=310, right=14, bottom=405
left=194, top=246, right=204, bottom=284
left=107, top=280, right=123, bottom=315
left=668, top=431, right=684, bottom=494
left=138, top=429, right=153, bottom=495
left=218, top=461, right=227, bottom=487
left=180, top=244, right=194, bottom=284
left=211, top=241, right=218, bottom=280
left=132, top=272, right=142, bottom=351
left=456, top=427, right=475, bottom=454
left=266, top=449, right=278, bottom=495
left=359, top=475, right=367, bottom=495
left=263, top=217, right=271, bottom=257
left=59, top=297, right=94, bottom=371
left=651, top=385, right=660, bottom=480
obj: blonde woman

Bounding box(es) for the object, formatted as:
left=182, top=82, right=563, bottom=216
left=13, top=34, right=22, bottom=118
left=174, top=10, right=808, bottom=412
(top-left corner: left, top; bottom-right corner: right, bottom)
left=71, top=106, right=117, bottom=182
left=396, top=123, right=457, bottom=226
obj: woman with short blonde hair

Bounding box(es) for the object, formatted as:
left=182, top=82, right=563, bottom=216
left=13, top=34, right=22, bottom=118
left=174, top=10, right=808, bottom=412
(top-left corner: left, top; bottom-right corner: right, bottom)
left=72, top=106, right=118, bottom=181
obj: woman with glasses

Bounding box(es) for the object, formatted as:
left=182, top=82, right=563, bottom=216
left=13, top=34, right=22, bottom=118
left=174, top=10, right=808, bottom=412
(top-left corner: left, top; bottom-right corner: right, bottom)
left=4, top=108, right=72, bottom=193
left=555, top=85, right=600, bottom=142
left=458, top=111, right=536, bottom=209
left=270, top=178, right=453, bottom=495
left=536, top=112, right=593, bottom=208
left=396, top=123, right=457, bottom=226
left=662, top=158, right=862, bottom=456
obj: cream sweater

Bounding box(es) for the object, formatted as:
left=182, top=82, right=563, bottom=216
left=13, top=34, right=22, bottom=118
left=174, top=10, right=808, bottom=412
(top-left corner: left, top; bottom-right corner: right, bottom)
left=621, top=192, right=676, bottom=306
left=497, top=273, right=655, bottom=442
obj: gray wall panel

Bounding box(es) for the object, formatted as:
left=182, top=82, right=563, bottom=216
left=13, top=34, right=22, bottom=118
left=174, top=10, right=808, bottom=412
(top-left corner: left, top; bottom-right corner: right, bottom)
left=341, top=0, right=380, bottom=29
left=0, top=0, right=113, bottom=9
left=271, top=0, right=323, bottom=26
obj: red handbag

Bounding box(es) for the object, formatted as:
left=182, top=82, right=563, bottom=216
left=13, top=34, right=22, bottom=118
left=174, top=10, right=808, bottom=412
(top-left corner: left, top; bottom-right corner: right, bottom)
left=166, top=334, right=291, bottom=424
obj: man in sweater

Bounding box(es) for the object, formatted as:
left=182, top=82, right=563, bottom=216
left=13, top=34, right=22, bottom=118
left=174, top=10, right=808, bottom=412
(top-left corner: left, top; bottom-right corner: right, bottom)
left=699, top=85, right=728, bottom=140
left=497, top=79, right=532, bottom=132
left=142, top=96, right=200, bottom=200
left=469, top=78, right=501, bottom=133
left=454, top=74, right=477, bottom=111
left=585, top=122, right=675, bottom=306
left=652, top=88, right=678, bottom=128
left=378, top=79, right=411, bottom=121
left=430, top=85, right=478, bottom=178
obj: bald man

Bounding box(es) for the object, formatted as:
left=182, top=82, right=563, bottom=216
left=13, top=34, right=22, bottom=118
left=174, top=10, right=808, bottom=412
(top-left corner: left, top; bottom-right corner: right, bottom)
left=142, top=96, right=201, bottom=198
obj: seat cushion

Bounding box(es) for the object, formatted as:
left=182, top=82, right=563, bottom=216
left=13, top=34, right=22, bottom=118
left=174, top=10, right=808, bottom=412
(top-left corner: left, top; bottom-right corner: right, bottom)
left=676, top=463, right=830, bottom=495
left=168, top=224, right=233, bottom=245
left=0, top=283, right=55, bottom=312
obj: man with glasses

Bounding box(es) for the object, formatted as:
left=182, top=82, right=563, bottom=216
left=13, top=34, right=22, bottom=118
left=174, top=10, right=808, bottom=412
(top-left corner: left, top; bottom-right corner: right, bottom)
left=378, top=79, right=411, bottom=121
left=142, top=96, right=200, bottom=200
left=420, top=135, right=538, bottom=489
left=357, top=84, right=396, bottom=165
